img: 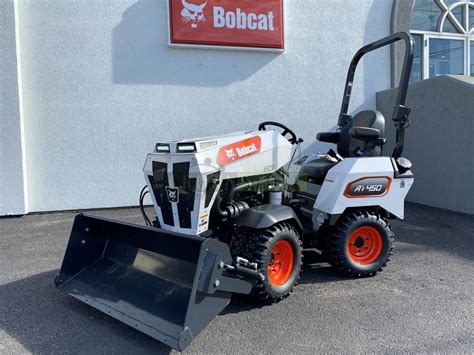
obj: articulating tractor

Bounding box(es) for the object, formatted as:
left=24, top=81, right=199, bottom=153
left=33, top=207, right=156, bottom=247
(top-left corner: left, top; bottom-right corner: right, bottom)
left=55, top=33, right=415, bottom=351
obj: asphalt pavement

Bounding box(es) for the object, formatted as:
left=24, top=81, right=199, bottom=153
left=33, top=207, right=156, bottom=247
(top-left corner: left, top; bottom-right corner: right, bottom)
left=1, top=203, right=473, bottom=353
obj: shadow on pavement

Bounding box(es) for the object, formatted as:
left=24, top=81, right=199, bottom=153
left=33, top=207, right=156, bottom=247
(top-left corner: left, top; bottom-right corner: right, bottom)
left=0, top=270, right=171, bottom=354
left=393, top=203, right=474, bottom=261
left=222, top=249, right=347, bottom=316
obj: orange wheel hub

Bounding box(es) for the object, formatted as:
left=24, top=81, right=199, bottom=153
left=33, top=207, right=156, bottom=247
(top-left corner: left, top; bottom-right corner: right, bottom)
left=347, top=226, right=383, bottom=265
left=268, top=240, right=294, bottom=286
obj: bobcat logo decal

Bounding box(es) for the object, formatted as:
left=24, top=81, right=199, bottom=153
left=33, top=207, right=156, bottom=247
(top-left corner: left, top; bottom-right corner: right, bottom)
left=181, top=0, right=207, bottom=28
left=165, top=186, right=179, bottom=203
left=224, top=148, right=235, bottom=159
left=217, top=136, right=262, bottom=166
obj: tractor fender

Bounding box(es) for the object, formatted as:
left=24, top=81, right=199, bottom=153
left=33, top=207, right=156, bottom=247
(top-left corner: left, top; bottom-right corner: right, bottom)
left=234, top=204, right=303, bottom=232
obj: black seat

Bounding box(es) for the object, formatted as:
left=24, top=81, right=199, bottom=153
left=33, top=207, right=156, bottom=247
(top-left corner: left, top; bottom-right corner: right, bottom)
left=337, top=110, right=386, bottom=158
left=300, top=110, right=387, bottom=186
left=317, top=110, right=386, bottom=158
left=298, top=158, right=338, bottom=185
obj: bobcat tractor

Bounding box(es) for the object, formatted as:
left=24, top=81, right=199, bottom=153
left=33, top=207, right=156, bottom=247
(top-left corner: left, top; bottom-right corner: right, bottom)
left=55, top=33, right=415, bottom=351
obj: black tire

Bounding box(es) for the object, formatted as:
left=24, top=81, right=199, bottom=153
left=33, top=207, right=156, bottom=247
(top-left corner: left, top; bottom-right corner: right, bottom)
left=229, top=222, right=303, bottom=303
left=325, top=209, right=394, bottom=277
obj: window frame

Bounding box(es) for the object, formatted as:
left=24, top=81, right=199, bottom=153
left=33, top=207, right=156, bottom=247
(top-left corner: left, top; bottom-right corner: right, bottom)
left=411, top=30, right=472, bottom=79
left=410, top=0, right=474, bottom=81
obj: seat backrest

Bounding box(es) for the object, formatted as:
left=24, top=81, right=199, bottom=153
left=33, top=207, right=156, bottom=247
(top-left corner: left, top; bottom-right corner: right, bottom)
left=337, top=110, right=385, bottom=158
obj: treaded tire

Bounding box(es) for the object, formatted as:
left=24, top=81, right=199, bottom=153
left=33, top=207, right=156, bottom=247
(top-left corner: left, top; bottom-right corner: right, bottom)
left=229, top=223, right=303, bottom=303
left=325, top=209, right=394, bottom=277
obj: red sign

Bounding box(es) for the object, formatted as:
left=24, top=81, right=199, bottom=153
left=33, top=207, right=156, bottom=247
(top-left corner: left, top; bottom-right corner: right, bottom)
left=217, top=136, right=262, bottom=165
left=169, top=0, right=284, bottom=49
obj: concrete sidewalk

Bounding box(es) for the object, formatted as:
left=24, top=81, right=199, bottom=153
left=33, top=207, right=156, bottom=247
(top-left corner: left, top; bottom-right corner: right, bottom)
left=1, top=203, right=473, bottom=353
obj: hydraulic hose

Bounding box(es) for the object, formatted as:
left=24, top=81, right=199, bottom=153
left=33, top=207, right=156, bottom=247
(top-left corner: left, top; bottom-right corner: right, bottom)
left=212, top=194, right=249, bottom=220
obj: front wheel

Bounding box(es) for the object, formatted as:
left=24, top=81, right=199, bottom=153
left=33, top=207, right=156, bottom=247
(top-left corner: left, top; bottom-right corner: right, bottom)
left=230, top=223, right=303, bottom=303
left=325, top=209, right=394, bottom=277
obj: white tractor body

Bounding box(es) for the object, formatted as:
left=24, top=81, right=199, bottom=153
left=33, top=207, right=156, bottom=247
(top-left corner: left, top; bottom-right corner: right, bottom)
left=143, top=130, right=292, bottom=235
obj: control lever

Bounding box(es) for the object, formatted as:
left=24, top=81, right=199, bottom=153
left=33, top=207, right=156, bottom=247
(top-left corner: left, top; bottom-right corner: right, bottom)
left=327, top=149, right=343, bottom=162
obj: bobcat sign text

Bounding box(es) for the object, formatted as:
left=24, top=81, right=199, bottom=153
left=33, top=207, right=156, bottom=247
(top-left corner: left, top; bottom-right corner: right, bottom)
left=168, top=0, right=284, bottom=50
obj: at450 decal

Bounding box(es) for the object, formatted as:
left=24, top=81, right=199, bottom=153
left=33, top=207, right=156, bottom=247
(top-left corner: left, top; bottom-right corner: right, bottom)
left=344, top=177, right=392, bottom=198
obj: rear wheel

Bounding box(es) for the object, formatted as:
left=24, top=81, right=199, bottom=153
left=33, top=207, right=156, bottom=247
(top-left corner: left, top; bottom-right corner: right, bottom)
left=325, top=209, right=394, bottom=277
left=230, top=223, right=303, bottom=303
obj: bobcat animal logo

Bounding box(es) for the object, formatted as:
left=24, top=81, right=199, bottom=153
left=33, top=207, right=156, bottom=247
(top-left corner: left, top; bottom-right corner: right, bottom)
left=165, top=186, right=179, bottom=203
left=181, top=0, right=207, bottom=28
left=225, top=148, right=235, bottom=160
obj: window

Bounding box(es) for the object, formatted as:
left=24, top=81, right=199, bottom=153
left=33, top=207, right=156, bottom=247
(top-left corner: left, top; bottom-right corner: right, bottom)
left=429, top=38, right=464, bottom=77
left=410, top=34, right=424, bottom=82
left=471, top=40, right=474, bottom=75
left=411, top=0, right=443, bottom=31
left=471, top=5, right=474, bottom=30
left=410, top=0, right=474, bottom=82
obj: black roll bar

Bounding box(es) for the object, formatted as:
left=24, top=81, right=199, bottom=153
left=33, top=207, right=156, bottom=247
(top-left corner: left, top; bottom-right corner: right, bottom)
left=337, top=32, right=414, bottom=158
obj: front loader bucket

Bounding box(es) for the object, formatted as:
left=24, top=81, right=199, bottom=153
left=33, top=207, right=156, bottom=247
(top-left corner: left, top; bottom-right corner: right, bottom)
left=55, top=214, right=253, bottom=351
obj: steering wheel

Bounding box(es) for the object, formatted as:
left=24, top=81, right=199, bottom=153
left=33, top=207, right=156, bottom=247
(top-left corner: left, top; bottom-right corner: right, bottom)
left=258, top=121, right=301, bottom=145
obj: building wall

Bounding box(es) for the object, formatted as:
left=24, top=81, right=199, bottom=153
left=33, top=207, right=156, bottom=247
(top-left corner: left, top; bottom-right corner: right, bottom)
left=2, top=0, right=393, bottom=214
left=0, top=0, right=27, bottom=215
left=376, top=75, right=474, bottom=214
left=390, top=0, right=414, bottom=86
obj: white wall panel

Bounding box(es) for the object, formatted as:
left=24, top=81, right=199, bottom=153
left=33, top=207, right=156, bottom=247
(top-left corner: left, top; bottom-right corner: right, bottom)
left=0, top=0, right=27, bottom=215
left=12, top=0, right=392, bottom=212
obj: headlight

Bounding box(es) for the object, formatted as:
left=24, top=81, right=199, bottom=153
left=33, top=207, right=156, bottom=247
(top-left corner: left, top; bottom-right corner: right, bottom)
left=155, top=143, right=170, bottom=153
left=177, top=143, right=196, bottom=153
